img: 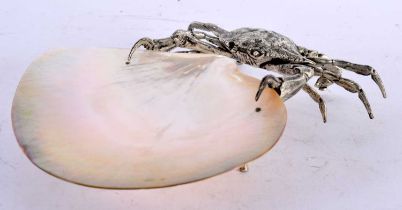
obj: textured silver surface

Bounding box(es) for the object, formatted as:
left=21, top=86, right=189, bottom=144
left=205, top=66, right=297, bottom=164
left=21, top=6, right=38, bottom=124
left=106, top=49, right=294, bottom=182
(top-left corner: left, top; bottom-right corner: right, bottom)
left=127, top=22, right=387, bottom=122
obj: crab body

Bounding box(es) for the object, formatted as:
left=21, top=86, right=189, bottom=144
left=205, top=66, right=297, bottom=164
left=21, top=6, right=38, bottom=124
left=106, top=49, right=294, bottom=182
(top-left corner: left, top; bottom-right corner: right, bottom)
left=127, top=21, right=386, bottom=122
left=219, top=28, right=308, bottom=67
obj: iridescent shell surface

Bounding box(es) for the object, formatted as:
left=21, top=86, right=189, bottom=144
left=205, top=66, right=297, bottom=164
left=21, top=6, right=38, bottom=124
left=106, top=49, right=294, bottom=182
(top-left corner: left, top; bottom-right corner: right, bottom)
left=12, top=48, right=287, bottom=189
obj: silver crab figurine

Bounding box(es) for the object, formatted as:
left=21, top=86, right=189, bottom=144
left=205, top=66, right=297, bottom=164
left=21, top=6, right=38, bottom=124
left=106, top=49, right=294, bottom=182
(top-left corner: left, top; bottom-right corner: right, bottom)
left=126, top=21, right=386, bottom=122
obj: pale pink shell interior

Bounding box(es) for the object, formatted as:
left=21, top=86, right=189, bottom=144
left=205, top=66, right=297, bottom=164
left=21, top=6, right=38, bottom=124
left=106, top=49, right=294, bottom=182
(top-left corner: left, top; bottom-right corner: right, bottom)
left=12, top=48, right=286, bottom=189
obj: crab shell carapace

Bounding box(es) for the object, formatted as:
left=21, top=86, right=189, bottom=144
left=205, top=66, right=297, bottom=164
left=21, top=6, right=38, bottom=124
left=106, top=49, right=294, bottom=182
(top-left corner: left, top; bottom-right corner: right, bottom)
left=12, top=48, right=287, bottom=189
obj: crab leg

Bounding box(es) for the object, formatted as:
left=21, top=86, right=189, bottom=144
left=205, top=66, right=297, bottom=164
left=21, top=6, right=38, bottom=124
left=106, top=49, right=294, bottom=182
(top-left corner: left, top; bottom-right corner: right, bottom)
left=126, top=38, right=176, bottom=64
left=264, top=64, right=326, bottom=120
left=126, top=30, right=232, bottom=64
left=334, top=77, right=374, bottom=119
left=321, top=59, right=386, bottom=98
left=256, top=65, right=315, bottom=102
left=302, top=84, right=327, bottom=123
left=297, top=46, right=386, bottom=98
left=258, top=64, right=327, bottom=121
left=188, top=21, right=228, bottom=36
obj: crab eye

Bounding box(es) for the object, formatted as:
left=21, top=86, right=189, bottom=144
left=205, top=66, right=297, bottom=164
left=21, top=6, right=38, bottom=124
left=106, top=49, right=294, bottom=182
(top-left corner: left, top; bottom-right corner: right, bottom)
left=250, top=49, right=263, bottom=58
left=227, top=41, right=235, bottom=50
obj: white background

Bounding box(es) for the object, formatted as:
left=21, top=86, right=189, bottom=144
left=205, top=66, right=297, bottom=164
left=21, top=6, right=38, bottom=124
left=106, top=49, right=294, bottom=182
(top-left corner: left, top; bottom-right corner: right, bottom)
left=1, top=0, right=401, bottom=209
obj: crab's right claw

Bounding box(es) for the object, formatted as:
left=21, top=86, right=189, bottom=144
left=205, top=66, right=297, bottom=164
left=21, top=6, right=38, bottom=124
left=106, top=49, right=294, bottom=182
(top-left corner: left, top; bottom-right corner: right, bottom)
left=255, top=75, right=282, bottom=101
left=255, top=82, right=266, bottom=101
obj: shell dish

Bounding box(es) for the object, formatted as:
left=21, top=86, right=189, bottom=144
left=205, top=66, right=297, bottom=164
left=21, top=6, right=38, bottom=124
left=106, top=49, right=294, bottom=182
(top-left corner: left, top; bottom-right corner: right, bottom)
left=12, top=48, right=287, bottom=189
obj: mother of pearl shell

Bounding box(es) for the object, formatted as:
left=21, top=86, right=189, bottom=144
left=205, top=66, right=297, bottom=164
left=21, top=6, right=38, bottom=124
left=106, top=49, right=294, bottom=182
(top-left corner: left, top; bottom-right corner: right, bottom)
left=12, top=48, right=286, bottom=189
